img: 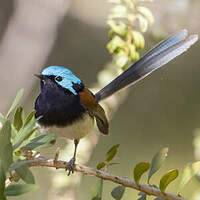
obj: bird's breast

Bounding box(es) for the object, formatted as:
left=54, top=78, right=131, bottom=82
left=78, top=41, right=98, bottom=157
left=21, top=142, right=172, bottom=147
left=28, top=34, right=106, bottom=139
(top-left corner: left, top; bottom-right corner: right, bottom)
left=39, top=113, right=94, bottom=140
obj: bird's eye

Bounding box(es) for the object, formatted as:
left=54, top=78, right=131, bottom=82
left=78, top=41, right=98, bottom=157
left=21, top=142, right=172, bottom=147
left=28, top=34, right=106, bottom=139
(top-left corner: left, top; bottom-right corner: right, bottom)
left=55, top=76, right=62, bottom=82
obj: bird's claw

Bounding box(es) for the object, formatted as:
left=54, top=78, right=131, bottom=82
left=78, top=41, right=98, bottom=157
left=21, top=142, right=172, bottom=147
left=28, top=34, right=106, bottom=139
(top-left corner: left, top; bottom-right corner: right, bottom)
left=66, top=157, right=76, bottom=176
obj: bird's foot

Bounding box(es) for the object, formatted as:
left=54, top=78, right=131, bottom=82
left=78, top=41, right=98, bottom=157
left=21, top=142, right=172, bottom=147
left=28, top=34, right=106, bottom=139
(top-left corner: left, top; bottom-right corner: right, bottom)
left=66, top=157, right=76, bottom=176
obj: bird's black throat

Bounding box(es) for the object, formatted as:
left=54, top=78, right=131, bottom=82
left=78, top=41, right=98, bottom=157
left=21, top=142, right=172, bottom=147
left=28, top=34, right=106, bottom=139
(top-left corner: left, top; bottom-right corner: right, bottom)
left=35, top=78, right=86, bottom=127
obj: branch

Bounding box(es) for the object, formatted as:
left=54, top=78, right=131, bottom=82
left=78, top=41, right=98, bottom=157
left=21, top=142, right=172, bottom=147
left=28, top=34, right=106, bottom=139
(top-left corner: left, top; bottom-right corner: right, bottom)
left=27, top=155, right=186, bottom=200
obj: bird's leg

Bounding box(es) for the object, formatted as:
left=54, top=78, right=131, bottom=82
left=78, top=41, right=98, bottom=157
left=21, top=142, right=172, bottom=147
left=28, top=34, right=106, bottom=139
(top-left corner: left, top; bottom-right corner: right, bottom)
left=66, top=139, right=79, bottom=176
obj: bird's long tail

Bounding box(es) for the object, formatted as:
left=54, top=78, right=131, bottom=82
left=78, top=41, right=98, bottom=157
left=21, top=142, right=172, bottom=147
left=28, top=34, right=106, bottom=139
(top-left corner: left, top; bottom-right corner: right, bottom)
left=95, top=29, right=198, bottom=102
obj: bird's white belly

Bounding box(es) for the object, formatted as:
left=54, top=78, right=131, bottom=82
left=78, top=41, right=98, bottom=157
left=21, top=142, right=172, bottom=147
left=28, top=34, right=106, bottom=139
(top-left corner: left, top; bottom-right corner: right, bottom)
left=39, top=114, right=94, bottom=140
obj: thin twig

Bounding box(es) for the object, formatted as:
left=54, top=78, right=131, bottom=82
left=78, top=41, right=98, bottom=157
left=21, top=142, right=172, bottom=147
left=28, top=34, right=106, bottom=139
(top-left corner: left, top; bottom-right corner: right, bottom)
left=53, top=147, right=60, bottom=167
left=28, top=155, right=187, bottom=200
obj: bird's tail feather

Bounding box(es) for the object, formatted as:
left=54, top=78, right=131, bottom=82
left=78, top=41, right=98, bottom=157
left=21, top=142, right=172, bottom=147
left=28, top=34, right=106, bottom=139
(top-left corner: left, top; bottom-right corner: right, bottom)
left=95, top=30, right=198, bottom=101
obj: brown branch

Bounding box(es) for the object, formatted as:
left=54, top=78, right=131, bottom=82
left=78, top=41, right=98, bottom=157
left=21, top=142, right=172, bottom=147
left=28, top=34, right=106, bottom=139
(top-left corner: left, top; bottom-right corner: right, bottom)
left=28, top=155, right=187, bottom=200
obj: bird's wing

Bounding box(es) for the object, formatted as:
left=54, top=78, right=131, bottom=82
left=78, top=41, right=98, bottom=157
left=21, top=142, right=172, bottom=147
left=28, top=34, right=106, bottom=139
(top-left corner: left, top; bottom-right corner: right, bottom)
left=95, top=29, right=198, bottom=101
left=79, top=88, right=109, bottom=135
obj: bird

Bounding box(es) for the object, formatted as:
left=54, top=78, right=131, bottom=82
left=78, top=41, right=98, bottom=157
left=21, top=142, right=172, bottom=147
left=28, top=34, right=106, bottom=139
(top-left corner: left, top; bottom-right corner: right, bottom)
left=34, top=29, right=198, bottom=175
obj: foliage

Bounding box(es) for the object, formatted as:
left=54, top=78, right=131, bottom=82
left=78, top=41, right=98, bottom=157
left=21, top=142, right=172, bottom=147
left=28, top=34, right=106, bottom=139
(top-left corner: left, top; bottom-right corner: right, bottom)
left=148, top=147, right=168, bottom=183
left=0, top=90, right=56, bottom=199
left=94, top=146, right=200, bottom=199
left=96, top=144, right=120, bottom=170
left=111, top=185, right=125, bottom=200
left=134, top=162, right=150, bottom=184
left=107, top=0, right=154, bottom=70
left=159, top=169, right=178, bottom=192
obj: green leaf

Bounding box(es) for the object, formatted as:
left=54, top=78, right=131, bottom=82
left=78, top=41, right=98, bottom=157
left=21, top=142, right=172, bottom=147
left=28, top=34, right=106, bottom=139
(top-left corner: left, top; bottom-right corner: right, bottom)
left=131, top=31, right=145, bottom=49
left=111, top=185, right=125, bottom=200
left=97, top=162, right=105, bottom=170
left=4, top=184, right=37, bottom=196
left=128, top=44, right=136, bottom=60
left=21, top=134, right=56, bottom=150
left=13, top=118, right=37, bottom=151
left=14, top=129, right=37, bottom=151
left=91, top=179, right=103, bottom=200
left=6, top=89, right=24, bottom=119
left=0, top=120, right=13, bottom=172
left=159, top=169, right=178, bottom=192
left=107, top=35, right=126, bottom=53
left=107, top=20, right=127, bottom=36
left=137, top=192, right=147, bottom=200
left=178, top=161, right=200, bottom=192
left=13, top=107, right=24, bottom=131
left=0, top=164, right=6, bottom=200
left=148, top=147, right=168, bottom=183
left=131, top=51, right=139, bottom=61
left=106, top=144, right=120, bottom=163
left=108, top=29, right=115, bottom=39
left=134, top=162, right=150, bottom=184
left=24, top=110, right=36, bottom=127
left=11, top=125, right=18, bottom=139
left=16, top=165, right=35, bottom=184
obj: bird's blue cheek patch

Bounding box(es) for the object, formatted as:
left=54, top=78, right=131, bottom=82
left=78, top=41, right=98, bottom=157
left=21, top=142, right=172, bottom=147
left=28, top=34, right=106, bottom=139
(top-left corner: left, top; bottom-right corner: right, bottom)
left=56, top=78, right=81, bottom=95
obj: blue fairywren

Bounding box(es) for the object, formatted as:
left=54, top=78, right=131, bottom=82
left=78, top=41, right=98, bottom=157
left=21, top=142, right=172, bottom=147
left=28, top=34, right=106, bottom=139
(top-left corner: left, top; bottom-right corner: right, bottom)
left=34, top=30, right=198, bottom=175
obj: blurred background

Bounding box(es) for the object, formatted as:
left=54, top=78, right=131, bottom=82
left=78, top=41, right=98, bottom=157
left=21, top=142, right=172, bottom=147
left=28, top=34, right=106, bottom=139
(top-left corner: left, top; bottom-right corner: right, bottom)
left=0, top=0, right=200, bottom=199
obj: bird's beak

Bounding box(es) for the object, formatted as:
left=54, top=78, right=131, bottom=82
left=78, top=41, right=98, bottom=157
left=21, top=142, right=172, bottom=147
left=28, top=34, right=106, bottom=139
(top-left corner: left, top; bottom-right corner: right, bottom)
left=34, top=74, right=44, bottom=79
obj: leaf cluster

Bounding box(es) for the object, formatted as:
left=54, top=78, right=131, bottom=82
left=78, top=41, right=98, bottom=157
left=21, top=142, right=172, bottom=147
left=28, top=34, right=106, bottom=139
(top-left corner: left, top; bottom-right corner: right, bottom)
left=0, top=89, right=56, bottom=199
left=93, top=146, right=200, bottom=200
left=96, top=144, right=120, bottom=170
left=107, top=0, right=154, bottom=69
left=93, top=144, right=123, bottom=200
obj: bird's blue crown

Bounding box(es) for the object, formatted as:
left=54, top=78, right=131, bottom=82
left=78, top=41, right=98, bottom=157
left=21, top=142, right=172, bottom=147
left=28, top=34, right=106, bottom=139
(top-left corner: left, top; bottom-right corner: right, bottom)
left=42, top=66, right=82, bottom=95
